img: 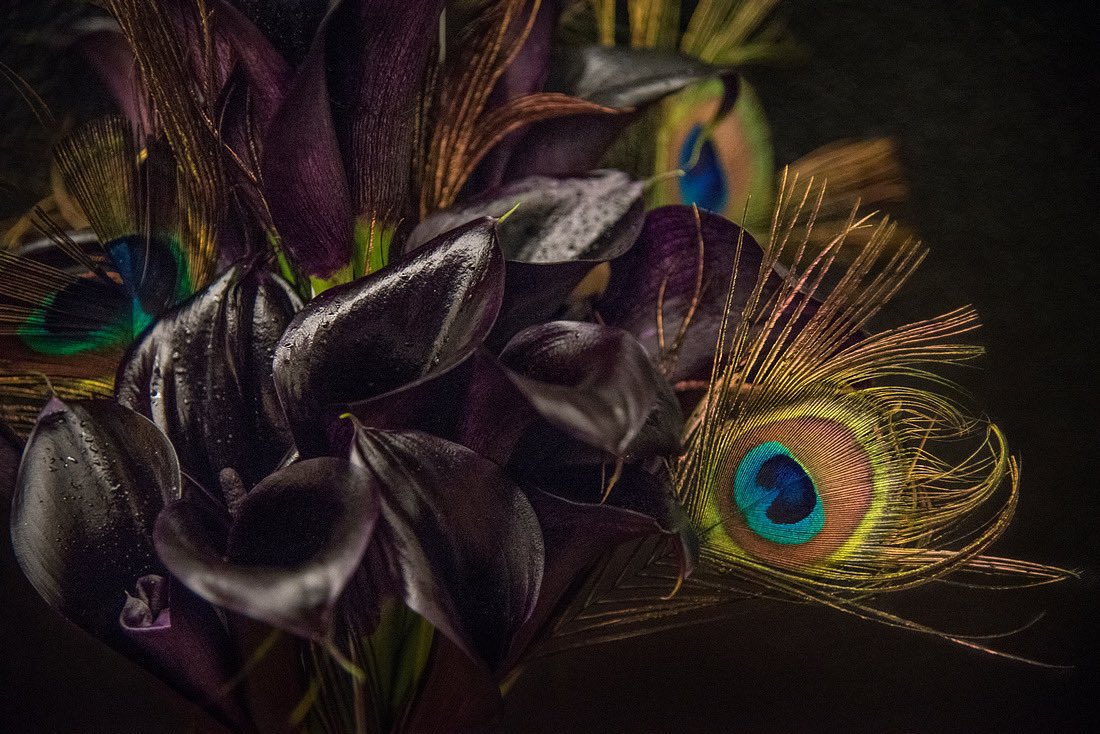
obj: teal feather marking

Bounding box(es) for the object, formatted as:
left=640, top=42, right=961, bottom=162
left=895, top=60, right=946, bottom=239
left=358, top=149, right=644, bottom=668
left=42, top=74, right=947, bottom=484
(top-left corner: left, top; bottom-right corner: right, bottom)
left=733, top=441, right=824, bottom=545
left=678, top=123, right=729, bottom=213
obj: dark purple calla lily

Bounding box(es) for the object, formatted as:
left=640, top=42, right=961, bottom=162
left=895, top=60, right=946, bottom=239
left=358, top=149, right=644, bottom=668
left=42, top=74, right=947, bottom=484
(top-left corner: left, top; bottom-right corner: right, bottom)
left=155, top=457, right=380, bottom=641
left=408, top=170, right=646, bottom=342
left=351, top=427, right=544, bottom=670
left=273, top=218, right=505, bottom=457
left=116, top=266, right=302, bottom=491
left=10, top=398, right=244, bottom=726
left=260, top=14, right=355, bottom=278
left=498, top=320, right=671, bottom=457
left=598, top=204, right=770, bottom=383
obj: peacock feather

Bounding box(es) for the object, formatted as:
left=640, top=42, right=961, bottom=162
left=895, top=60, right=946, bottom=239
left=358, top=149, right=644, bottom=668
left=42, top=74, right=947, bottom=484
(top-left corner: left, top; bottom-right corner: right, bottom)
left=535, top=174, right=1072, bottom=662
left=0, top=116, right=199, bottom=434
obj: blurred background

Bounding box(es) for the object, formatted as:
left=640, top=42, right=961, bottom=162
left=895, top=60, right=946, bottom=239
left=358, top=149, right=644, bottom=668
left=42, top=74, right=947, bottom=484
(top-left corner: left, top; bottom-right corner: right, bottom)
left=2, top=1, right=1097, bottom=731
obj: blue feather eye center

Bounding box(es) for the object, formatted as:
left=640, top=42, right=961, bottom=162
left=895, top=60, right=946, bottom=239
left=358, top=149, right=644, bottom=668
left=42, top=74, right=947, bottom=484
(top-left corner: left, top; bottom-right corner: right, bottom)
left=733, top=441, right=824, bottom=545
left=678, top=123, right=729, bottom=213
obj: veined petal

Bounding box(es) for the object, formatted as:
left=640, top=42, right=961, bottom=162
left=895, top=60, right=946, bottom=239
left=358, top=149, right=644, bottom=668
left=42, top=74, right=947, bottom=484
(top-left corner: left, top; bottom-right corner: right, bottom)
left=229, top=0, right=328, bottom=65
left=274, top=219, right=504, bottom=457
left=597, top=205, right=770, bottom=383
left=116, top=266, right=302, bottom=491
left=154, top=458, right=379, bottom=640
left=261, top=25, right=355, bottom=278
left=326, top=0, right=446, bottom=220
left=350, top=428, right=543, bottom=669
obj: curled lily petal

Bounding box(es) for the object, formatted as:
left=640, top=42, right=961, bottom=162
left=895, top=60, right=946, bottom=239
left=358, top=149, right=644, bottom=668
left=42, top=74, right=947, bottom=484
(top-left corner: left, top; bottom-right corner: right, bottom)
left=350, top=428, right=543, bottom=669
left=11, top=398, right=181, bottom=640
left=119, top=574, right=247, bottom=727
left=499, top=321, right=675, bottom=457
left=508, top=466, right=697, bottom=668
left=155, top=458, right=379, bottom=640
left=407, top=170, right=646, bottom=342
left=274, top=219, right=504, bottom=457
left=116, top=266, right=302, bottom=491
left=597, top=205, right=769, bottom=382
left=503, top=46, right=738, bottom=179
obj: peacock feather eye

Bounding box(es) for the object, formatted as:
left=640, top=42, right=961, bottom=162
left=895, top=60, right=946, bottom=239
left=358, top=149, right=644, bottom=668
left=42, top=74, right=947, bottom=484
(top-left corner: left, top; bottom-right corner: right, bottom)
left=651, top=79, right=775, bottom=232
left=11, top=233, right=192, bottom=358
left=678, top=122, right=730, bottom=214
left=703, top=399, right=898, bottom=573
left=731, top=441, right=822, bottom=546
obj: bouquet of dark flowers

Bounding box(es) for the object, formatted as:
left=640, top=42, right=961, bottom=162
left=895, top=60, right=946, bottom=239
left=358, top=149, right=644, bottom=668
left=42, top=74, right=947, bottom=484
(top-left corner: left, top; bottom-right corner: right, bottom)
left=0, top=1, right=1070, bottom=732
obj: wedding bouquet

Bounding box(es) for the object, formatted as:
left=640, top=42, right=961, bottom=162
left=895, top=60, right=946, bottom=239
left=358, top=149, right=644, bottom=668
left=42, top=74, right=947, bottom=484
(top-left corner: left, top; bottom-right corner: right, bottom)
left=0, top=1, right=1067, bottom=731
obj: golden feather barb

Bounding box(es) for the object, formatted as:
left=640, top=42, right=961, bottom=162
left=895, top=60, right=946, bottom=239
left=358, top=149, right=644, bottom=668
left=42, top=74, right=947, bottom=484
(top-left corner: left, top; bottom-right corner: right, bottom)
left=539, top=174, right=1072, bottom=661
left=104, top=0, right=224, bottom=289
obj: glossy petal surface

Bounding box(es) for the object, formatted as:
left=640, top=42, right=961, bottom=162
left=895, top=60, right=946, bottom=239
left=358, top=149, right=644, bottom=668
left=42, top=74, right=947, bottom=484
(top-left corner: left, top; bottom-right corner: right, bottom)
left=11, top=399, right=181, bottom=640
left=351, top=428, right=543, bottom=668
left=155, top=458, right=379, bottom=640
left=408, top=170, right=644, bottom=262
left=546, top=45, right=730, bottom=109
left=499, top=321, right=667, bottom=456
left=408, top=171, right=646, bottom=341
left=116, top=266, right=302, bottom=490
left=274, top=219, right=504, bottom=457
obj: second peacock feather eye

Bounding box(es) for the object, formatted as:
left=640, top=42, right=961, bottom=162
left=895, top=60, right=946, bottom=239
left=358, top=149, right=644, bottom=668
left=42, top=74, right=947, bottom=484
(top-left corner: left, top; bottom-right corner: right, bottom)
left=732, top=441, right=824, bottom=545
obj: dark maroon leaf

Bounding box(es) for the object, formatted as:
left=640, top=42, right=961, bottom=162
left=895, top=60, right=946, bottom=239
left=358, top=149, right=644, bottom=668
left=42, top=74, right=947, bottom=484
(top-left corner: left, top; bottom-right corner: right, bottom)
left=350, top=428, right=543, bottom=669
left=597, top=205, right=771, bottom=383
left=325, top=0, right=446, bottom=219
left=498, top=321, right=675, bottom=457
left=274, top=219, right=504, bottom=457
left=11, top=398, right=181, bottom=640
left=261, top=24, right=355, bottom=277
left=116, top=266, right=302, bottom=491
left=155, top=458, right=379, bottom=640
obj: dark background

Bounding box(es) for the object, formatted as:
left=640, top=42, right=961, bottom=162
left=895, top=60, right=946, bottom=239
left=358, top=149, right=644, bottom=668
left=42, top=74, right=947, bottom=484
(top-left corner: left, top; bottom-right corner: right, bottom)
left=2, top=1, right=1098, bottom=731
